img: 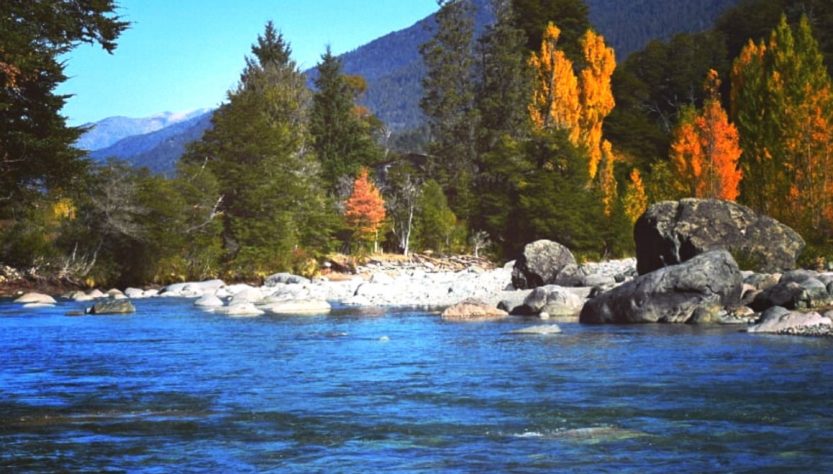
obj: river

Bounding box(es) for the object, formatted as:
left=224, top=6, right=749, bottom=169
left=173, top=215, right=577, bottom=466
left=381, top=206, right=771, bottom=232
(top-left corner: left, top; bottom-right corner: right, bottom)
left=1, top=298, right=832, bottom=472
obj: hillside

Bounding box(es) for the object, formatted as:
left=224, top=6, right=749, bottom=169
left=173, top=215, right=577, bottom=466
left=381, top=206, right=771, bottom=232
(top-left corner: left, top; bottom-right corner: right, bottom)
left=76, top=109, right=210, bottom=151
left=88, top=110, right=213, bottom=175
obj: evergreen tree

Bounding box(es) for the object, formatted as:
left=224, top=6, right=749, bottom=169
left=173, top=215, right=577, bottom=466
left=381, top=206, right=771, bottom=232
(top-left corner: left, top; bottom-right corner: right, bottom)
left=511, top=0, right=590, bottom=61
left=416, top=180, right=460, bottom=253
left=0, top=1, right=127, bottom=220
left=420, top=0, right=479, bottom=222
left=183, top=22, right=332, bottom=276
left=310, top=46, right=381, bottom=195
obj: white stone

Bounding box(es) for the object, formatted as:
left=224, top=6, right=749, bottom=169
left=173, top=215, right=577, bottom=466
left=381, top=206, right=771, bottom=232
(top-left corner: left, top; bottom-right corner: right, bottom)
left=263, top=299, right=331, bottom=315
left=14, top=292, right=56, bottom=304
left=213, top=303, right=264, bottom=317
left=194, top=294, right=224, bottom=307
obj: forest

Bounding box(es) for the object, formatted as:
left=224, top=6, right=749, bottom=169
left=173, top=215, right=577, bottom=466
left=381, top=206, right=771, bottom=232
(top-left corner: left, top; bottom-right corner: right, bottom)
left=1, top=0, right=832, bottom=287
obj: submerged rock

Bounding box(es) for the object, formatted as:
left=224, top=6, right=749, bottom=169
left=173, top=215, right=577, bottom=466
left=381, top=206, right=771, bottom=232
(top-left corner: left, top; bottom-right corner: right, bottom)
left=580, top=250, right=742, bottom=324
left=509, top=324, right=562, bottom=335
left=635, top=198, right=804, bottom=275
left=263, top=299, right=331, bottom=315
left=441, top=298, right=509, bottom=322
left=511, top=240, right=576, bottom=289
left=194, top=294, right=224, bottom=308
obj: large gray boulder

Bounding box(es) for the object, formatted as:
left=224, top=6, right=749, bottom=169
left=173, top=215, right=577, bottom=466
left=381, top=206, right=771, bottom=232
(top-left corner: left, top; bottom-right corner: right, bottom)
left=580, top=250, right=743, bottom=324
left=511, top=240, right=577, bottom=289
left=88, top=299, right=135, bottom=315
left=635, top=199, right=804, bottom=275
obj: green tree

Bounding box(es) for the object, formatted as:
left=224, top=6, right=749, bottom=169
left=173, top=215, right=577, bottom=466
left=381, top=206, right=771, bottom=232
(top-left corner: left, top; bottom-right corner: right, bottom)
left=511, top=0, right=590, bottom=61
left=0, top=0, right=127, bottom=233
left=420, top=0, right=479, bottom=222
left=416, top=180, right=460, bottom=253
left=310, top=46, right=381, bottom=195
left=183, top=22, right=333, bottom=277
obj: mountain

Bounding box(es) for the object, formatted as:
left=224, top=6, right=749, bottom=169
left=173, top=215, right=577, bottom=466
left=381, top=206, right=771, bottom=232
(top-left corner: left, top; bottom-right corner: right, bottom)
left=88, top=109, right=214, bottom=175
left=76, top=109, right=210, bottom=151
left=82, top=0, right=741, bottom=171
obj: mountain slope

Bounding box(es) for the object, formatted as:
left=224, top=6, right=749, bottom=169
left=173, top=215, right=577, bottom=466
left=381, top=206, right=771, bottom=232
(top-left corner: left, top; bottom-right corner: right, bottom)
left=76, top=109, right=210, bottom=151
left=88, top=110, right=213, bottom=175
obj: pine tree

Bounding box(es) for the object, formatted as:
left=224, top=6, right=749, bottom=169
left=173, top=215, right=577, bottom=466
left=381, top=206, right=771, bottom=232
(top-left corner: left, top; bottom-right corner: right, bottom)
left=420, top=0, right=479, bottom=222
left=0, top=1, right=127, bottom=218
left=182, top=22, right=332, bottom=276
left=310, top=46, right=381, bottom=195
left=511, top=0, right=590, bottom=61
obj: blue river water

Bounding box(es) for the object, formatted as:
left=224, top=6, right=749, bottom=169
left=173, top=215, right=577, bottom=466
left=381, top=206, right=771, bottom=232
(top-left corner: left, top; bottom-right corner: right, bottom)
left=1, top=297, right=832, bottom=473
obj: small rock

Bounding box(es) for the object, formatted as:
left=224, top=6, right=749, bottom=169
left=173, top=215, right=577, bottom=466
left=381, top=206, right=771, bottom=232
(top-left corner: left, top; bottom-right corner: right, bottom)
left=441, top=298, right=509, bottom=322
left=89, top=299, right=135, bottom=315
left=22, top=303, right=55, bottom=309
left=264, top=272, right=310, bottom=286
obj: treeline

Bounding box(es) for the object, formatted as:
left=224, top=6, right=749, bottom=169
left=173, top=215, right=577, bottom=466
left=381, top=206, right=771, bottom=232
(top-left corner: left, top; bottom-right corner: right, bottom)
left=2, top=0, right=833, bottom=287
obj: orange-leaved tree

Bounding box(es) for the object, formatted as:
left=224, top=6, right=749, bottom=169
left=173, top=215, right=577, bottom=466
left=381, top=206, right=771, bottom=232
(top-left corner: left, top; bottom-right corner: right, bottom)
left=579, top=29, right=616, bottom=180
left=670, top=69, right=742, bottom=201
left=344, top=167, right=386, bottom=253
left=528, top=22, right=581, bottom=141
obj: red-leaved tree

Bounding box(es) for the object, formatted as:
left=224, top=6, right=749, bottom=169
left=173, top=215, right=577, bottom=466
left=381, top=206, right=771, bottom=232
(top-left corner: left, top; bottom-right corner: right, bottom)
left=344, top=167, right=386, bottom=253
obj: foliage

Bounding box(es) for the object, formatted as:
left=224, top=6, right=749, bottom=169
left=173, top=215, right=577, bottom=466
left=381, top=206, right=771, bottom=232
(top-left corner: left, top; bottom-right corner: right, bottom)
left=416, top=180, right=461, bottom=254
left=511, top=0, right=590, bottom=61
left=669, top=70, right=742, bottom=200
left=0, top=0, right=126, bottom=219
left=731, top=15, right=833, bottom=239
left=344, top=168, right=386, bottom=252
left=310, top=47, right=382, bottom=195
left=182, top=22, right=334, bottom=277
left=420, top=0, right=479, bottom=221
left=623, top=168, right=648, bottom=223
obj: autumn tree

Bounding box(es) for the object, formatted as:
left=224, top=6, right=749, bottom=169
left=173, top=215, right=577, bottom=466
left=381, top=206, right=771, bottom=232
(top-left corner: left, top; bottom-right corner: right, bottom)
left=731, top=15, right=833, bottom=235
left=345, top=168, right=386, bottom=253
left=528, top=22, right=581, bottom=140
left=670, top=69, right=742, bottom=201
left=623, top=168, right=648, bottom=223
left=579, top=29, right=616, bottom=180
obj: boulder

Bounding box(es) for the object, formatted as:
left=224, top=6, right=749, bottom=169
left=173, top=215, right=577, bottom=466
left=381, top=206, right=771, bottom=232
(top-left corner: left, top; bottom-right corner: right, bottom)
left=14, top=292, right=56, bottom=304
left=22, top=303, right=55, bottom=309
left=743, top=273, right=780, bottom=292
left=750, top=278, right=831, bottom=312
left=124, top=287, right=145, bottom=299
left=747, top=306, right=832, bottom=334
left=89, top=299, right=135, bottom=315
left=264, top=272, right=310, bottom=286
left=441, top=298, right=509, bottom=322
left=509, top=324, right=562, bottom=335
left=87, top=289, right=106, bottom=299
left=580, top=250, right=743, bottom=324
left=194, top=294, right=224, bottom=307
left=68, top=291, right=94, bottom=302
left=263, top=299, right=331, bottom=315
left=227, top=286, right=264, bottom=305
left=511, top=285, right=584, bottom=317
left=635, top=199, right=804, bottom=275
left=214, top=303, right=264, bottom=317
left=511, top=240, right=577, bottom=289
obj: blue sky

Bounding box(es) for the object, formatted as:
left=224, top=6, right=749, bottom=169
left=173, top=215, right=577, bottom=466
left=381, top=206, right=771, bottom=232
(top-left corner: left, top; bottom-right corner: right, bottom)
left=57, top=1, right=439, bottom=125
